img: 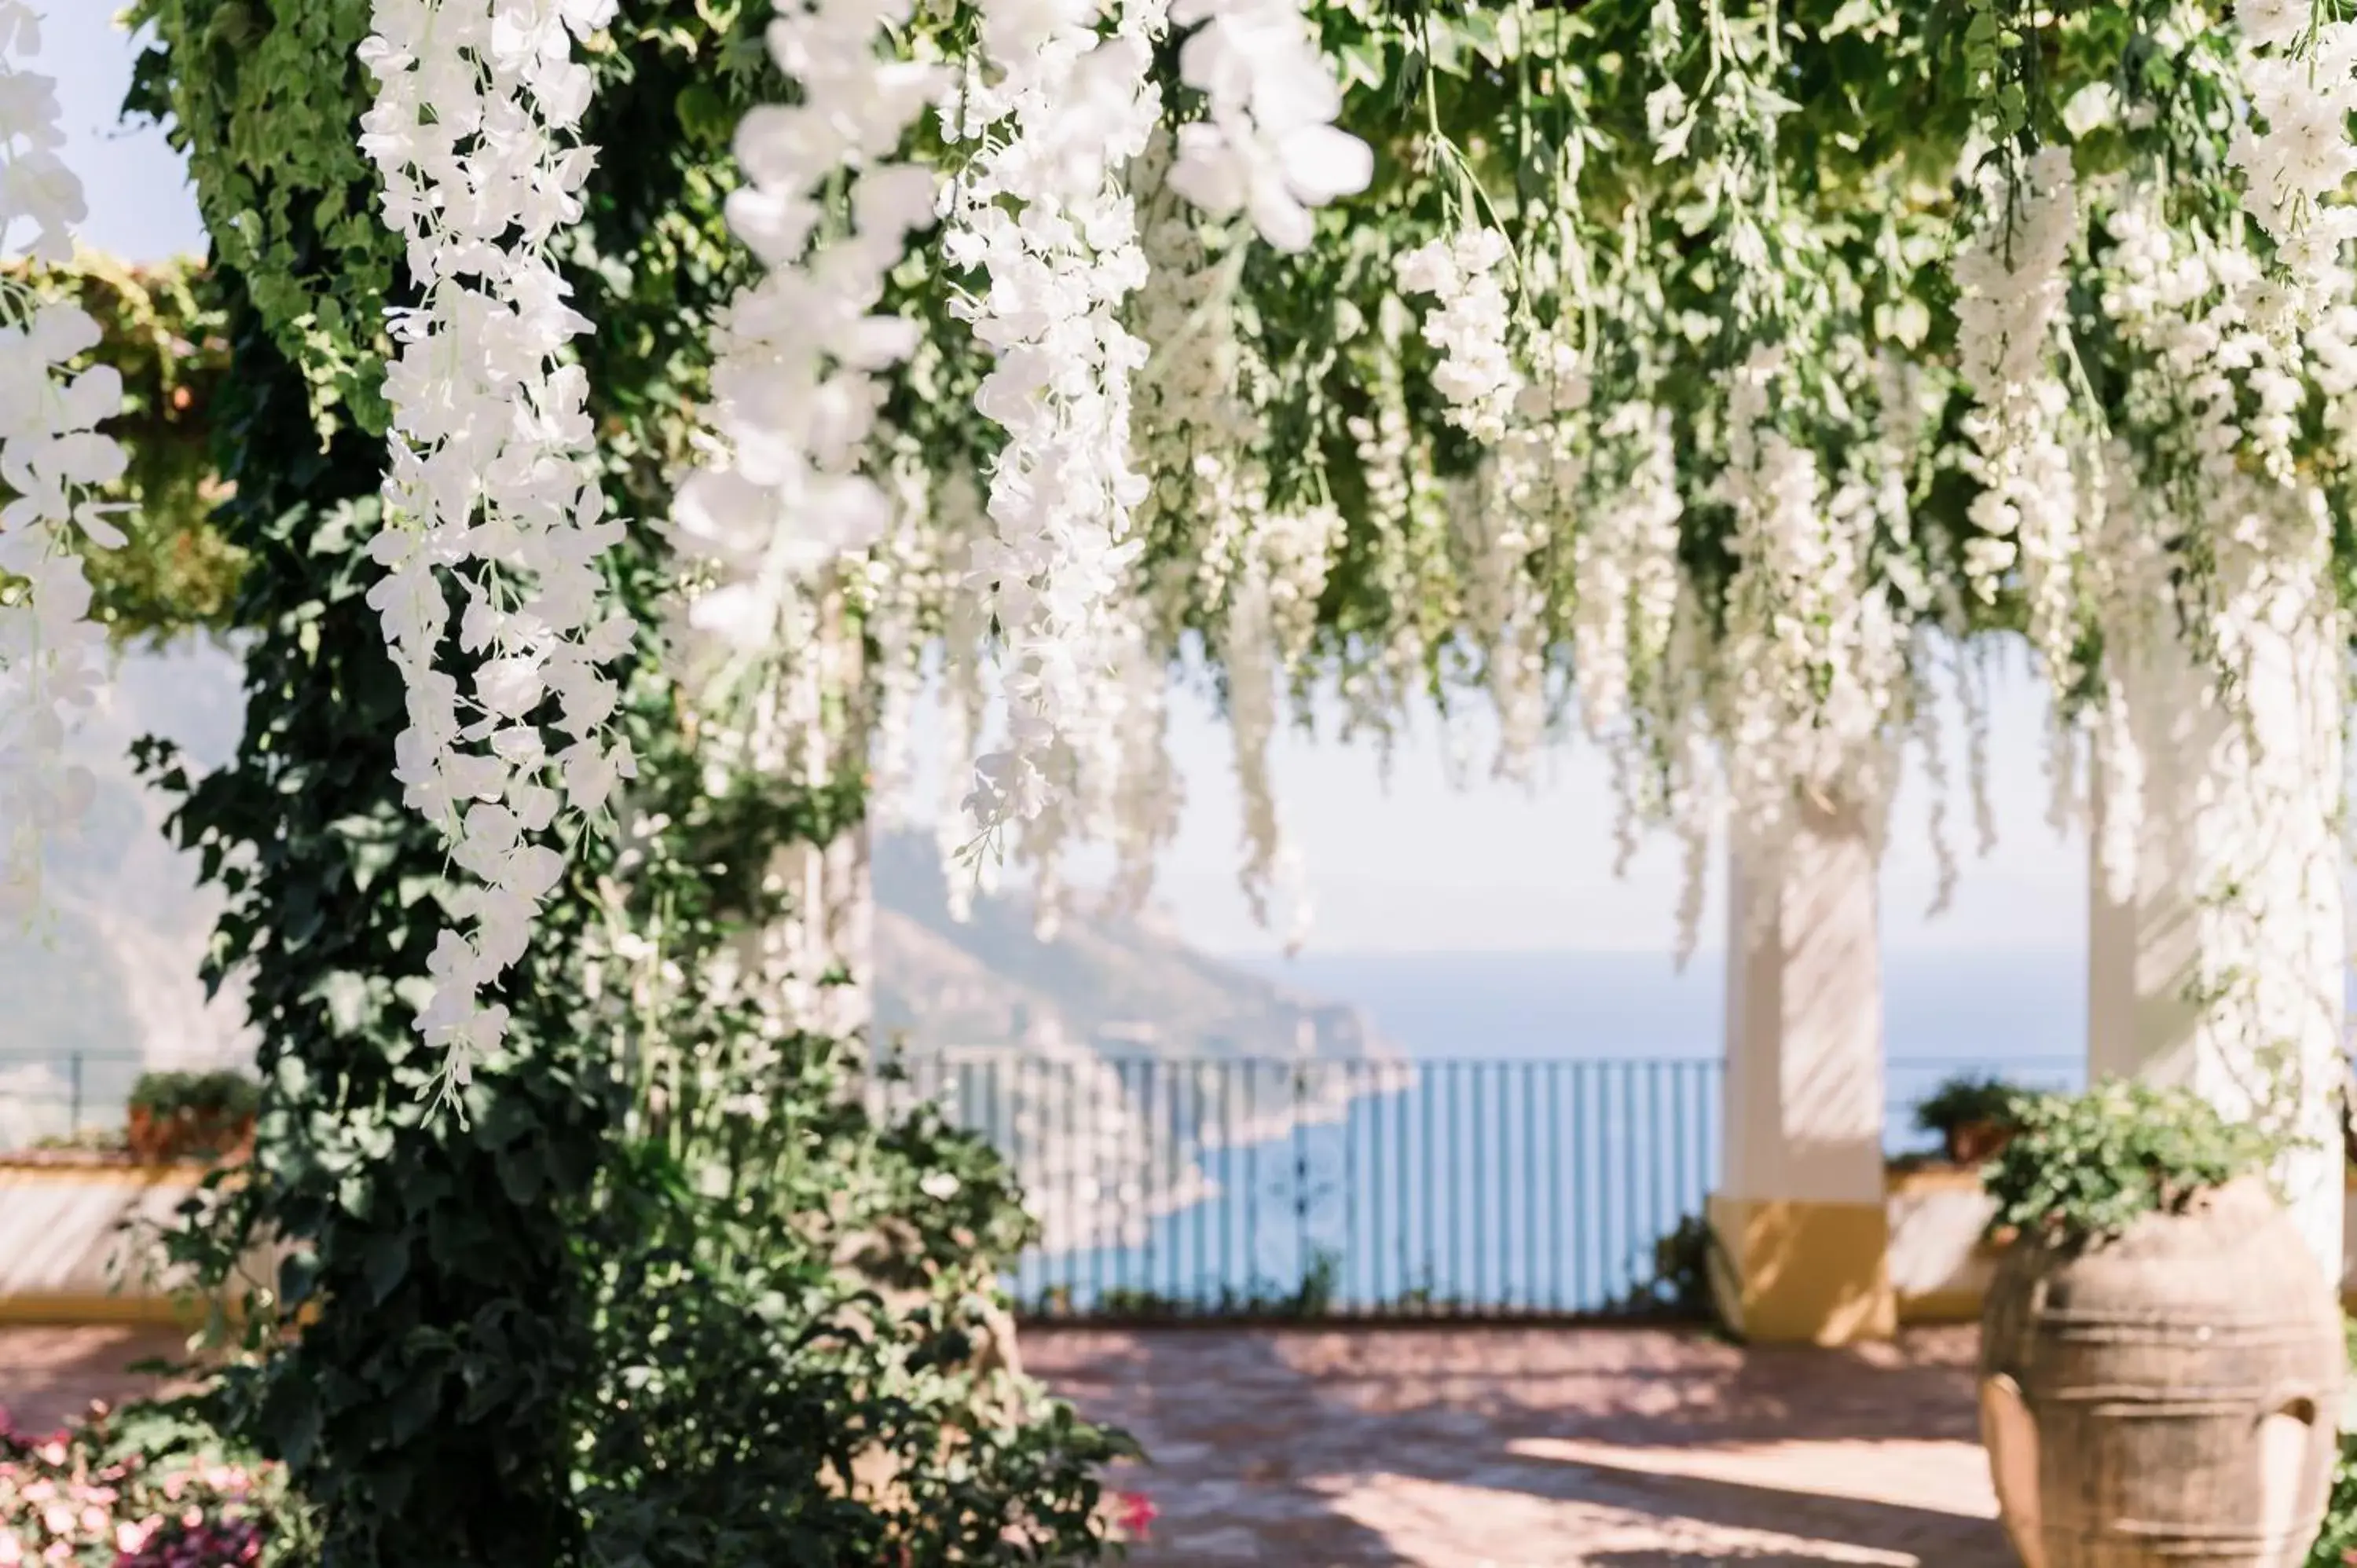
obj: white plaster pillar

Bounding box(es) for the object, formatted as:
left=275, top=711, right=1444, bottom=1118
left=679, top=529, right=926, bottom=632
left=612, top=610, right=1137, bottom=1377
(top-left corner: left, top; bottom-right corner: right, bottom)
left=1722, top=794, right=1888, bottom=1206
left=1710, top=793, right=1893, bottom=1343
left=2084, top=595, right=2345, bottom=1284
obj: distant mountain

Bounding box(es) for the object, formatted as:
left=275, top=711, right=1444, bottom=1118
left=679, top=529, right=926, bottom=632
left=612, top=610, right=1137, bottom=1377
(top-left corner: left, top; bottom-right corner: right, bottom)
left=871, top=827, right=1391, bottom=1063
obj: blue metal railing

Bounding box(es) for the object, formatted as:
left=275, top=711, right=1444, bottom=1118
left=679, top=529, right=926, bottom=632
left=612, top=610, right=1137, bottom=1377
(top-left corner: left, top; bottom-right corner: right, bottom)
left=882, top=1051, right=2086, bottom=1321
left=0, top=1046, right=2084, bottom=1318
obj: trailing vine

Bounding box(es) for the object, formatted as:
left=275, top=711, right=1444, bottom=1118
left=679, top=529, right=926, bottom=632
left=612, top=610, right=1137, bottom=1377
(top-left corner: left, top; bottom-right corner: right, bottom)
left=124, top=3, right=1127, bottom=1562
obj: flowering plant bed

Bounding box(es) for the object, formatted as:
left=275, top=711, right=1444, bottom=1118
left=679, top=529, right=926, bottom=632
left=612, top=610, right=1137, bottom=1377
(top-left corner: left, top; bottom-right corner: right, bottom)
left=0, top=1401, right=306, bottom=1567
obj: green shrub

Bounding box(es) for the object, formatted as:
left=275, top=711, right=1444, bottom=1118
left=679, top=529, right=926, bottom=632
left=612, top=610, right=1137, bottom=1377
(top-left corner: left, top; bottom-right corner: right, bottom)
left=1912, top=1073, right=2027, bottom=1141
left=127, top=1069, right=258, bottom=1122
left=1982, top=1079, right=2278, bottom=1246
left=2302, top=1317, right=2357, bottom=1566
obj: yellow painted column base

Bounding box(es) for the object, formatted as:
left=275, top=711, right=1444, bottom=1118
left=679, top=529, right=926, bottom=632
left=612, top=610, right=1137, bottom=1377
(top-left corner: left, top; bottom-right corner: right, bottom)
left=1706, top=1192, right=1897, bottom=1346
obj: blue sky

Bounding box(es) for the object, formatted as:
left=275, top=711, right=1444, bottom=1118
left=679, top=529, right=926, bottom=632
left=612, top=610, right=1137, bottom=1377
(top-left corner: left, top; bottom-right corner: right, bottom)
left=42, top=9, right=2088, bottom=958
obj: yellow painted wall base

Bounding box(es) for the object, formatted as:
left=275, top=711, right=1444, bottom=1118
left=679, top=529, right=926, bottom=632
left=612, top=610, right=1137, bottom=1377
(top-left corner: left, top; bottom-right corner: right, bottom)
left=1707, top=1192, right=1897, bottom=1346
left=0, top=1293, right=204, bottom=1328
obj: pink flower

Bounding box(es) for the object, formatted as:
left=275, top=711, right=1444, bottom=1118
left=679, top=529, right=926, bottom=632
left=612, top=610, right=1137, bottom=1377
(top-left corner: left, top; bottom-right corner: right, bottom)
left=38, top=1504, right=71, bottom=1536
left=1114, top=1490, right=1157, bottom=1536
left=0, top=1527, right=20, bottom=1565
left=116, top=1519, right=156, bottom=1553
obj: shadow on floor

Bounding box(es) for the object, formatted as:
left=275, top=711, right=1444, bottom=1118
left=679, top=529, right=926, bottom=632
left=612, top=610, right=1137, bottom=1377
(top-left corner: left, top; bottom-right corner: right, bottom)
left=1031, top=1325, right=2000, bottom=1567
left=1532, top=1459, right=2013, bottom=1567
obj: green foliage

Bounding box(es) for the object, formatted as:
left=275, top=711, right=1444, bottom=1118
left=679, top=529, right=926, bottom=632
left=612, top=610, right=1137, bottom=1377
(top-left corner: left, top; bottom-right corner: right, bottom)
left=125, top=0, right=397, bottom=436
left=574, top=1037, right=1130, bottom=1565
left=1982, top=1080, right=2279, bottom=1247
left=2303, top=1317, right=2357, bottom=1568
left=1911, top=1073, right=2028, bottom=1139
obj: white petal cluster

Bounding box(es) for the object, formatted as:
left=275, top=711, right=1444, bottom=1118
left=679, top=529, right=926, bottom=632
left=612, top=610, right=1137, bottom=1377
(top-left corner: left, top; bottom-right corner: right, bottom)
left=1398, top=228, right=1520, bottom=443
left=1953, top=147, right=2081, bottom=684
left=2088, top=193, right=2317, bottom=898
left=0, top=2, right=124, bottom=924
left=670, top=0, right=948, bottom=702
left=1164, top=0, right=1370, bottom=251
left=1225, top=502, right=1336, bottom=947
left=1464, top=331, right=1585, bottom=778
left=2229, top=5, right=2357, bottom=305
left=1130, top=155, right=1323, bottom=942
left=943, top=0, right=1165, bottom=845
left=1714, top=344, right=1905, bottom=848
left=1573, top=400, right=1682, bottom=744
left=1132, top=141, right=1257, bottom=626
left=357, top=0, right=633, bottom=1090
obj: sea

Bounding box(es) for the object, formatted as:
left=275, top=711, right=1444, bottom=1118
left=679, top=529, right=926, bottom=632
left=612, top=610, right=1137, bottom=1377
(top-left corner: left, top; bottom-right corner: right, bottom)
left=979, top=948, right=2095, bottom=1317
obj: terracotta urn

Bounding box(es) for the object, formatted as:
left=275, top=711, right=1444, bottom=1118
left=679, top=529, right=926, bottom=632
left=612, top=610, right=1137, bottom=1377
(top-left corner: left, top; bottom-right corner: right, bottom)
left=1980, top=1179, right=2342, bottom=1567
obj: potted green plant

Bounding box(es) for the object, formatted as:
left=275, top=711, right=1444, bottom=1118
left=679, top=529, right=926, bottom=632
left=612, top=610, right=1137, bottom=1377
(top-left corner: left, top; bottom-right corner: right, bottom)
left=1978, top=1082, right=2341, bottom=1568
left=126, top=1068, right=258, bottom=1164
left=1912, top=1072, right=2027, bottom=1166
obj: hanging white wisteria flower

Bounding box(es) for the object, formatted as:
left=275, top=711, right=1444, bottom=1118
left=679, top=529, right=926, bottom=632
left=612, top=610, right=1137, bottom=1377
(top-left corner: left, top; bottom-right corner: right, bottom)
left=1571, top=400, right=1681, bottom=744
left=1954, top=145, right=2081, bottom=687
left=0, top=1, right=126, bottom=925
left=1132, top=137, right=1259, bottom=630
left=1164, top=0, right=1371, bottom=251
left=942, top=0, right=1166, bottom=848
left=2227, top=0, right=2357, bottom=310
left=1398, top=228, right=1522, bottom=443
left=669, top=0, right=949, bottom=705
left=1713, top=343, right=1906, bottom=856
left=1224, top=503, right=1336, bottom=948
left=357, top=0, right=635, bottom=1093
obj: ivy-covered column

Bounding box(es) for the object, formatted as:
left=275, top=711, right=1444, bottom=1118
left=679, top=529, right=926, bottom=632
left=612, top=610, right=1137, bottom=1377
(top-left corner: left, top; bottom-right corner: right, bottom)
left=1707, top=794, right=1896, bottom=1345
left=2084, top=602, right=2347, bottom=1286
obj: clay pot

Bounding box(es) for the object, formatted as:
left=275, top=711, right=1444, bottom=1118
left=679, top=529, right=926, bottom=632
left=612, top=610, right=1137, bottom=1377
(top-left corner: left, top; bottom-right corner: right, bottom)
left=1980, top=1178, right=2342, bottom=1568
left=126, top=1106, right=255, bottom=1165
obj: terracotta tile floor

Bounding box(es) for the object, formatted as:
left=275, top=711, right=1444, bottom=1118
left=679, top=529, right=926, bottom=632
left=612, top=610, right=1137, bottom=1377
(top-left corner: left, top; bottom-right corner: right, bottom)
left=1024, top=1324, right=2013, bottom=1567
left=0, top=1325, right=189, bottom=1434
left=0, top=1323, right=2012, bottom=1566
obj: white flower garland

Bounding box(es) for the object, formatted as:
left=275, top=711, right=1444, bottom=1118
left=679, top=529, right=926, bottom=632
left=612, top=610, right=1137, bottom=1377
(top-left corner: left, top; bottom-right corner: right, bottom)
left=1164, top=0, right=1370, bottom=251
left=1226, top=504, right=1335, bottom=947
left=1954, top=147, right=2081, bottom=687
left=944, top=0, right=1166, bottom=847
left=1714, top=343, right=1905, bottom=855
left=670, top=0, right=948, bottom=706
left=0, top=0, right=124, bottom=924
left=1398, top=228, right=1522, bottom=443
left=2228, top=0, right=2357, bottom=309
left=357, top=0, right=633, bottom=1090
left=1574, top=401, right=1681, bottom=744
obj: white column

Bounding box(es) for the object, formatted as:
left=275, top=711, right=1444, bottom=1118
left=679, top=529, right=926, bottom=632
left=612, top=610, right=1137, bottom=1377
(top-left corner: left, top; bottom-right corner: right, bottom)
left=2085, top=599, right=2345, bottom=1284
left=1710, top=793, right=1894, bottom=1343
left=1723, top=795, right=1887, bottom=1207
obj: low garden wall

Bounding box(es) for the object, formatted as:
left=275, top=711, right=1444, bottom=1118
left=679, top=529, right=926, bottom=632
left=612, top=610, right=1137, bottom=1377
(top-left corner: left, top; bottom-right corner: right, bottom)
left=1886, top=1163, right=2357, bottom=1324
left=0, top=1157, right=280, bottom=1325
